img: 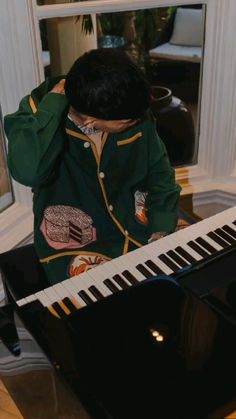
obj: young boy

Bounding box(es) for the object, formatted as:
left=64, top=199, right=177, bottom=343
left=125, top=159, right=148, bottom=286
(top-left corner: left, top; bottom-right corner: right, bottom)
left=4, top=48, right=181, bottom=284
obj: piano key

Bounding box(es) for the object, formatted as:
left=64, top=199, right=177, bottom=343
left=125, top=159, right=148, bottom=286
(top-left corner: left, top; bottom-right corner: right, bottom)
left=34, top=290, right=61, bottom=318
left=44, top=285, right=71, bottom=315
left=62, top=297, right=78, bottom=313
left=136, top=263, right=155, bottom=279
left=112, top=275, right=130, bottom=290
left=61, top=279, right=87, bottom=308
left=103, top=278, right=120, bottom=293
left=78, top=290, right=94, bottom=305
left=52, top=283, right=81, bottom=310
left=180, top=225, right=223, bottom=252
left=166, top=250, right=189, bottom=268
left=111, top=253, right=148, bottom=282
left=120, top=270, right=139, bottom=285
left=222, top=224, right=236, bottom=239
left=207, top=231, right=229, bottom=248
left=174, top=246, right=196, bottom=264
left=88, top=285, right=104, bottom=300
left=195, top=237, right=217, bottom=254
left=25, top=294, right=38, bottom=304
left=16, top=298, right=28, bottom=307
left=214, top=228, right=236, bottom=245
left=142, top=246, right=173, bottom=274
left=145, top=259, right=165, bottom=275
left=87, top=261, right=132, bottom=292
left=129, top=244, right=173, bottom=276
left=85, top=265, right=114, bottom=296
left=158, top=254, right=182, bottom=272
left=52, top=302, right=66, bottom=317
left=64, top=273, right=97, bottom=303
left=187, top=241, right=210, bottom=258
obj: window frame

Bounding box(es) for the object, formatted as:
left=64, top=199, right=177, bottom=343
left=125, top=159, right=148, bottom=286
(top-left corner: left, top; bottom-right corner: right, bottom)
left=1, top=0, right=236, bottom=253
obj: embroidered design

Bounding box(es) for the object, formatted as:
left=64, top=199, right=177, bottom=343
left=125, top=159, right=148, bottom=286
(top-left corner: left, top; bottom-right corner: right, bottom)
left=134, top=191, right=148, bottom=225
left=40, top=205, right=96, bottom=250
left=69, top=254, right=109, bottom=277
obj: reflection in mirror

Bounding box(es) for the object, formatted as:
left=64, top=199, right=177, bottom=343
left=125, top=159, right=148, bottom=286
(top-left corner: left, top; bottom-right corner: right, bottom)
left=0, top=106, right=14, bottom=212
left=40, top=4, right=205, bottom=167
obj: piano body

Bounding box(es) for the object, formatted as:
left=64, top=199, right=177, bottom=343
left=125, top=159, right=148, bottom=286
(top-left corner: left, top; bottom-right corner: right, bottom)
left=2, top=206, right=236, bottom=418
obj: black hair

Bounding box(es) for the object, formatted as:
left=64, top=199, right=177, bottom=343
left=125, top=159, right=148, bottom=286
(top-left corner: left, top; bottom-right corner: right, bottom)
left=65, top=48, right=151, bottom=120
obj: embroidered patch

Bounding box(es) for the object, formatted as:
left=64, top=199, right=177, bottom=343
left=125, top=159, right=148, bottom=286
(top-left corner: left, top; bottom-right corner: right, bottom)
left=134, top=191, right=148, bottom=225
left=68, top=254, right=109, bottom=277
left=40, top=205, right=96, bottom=249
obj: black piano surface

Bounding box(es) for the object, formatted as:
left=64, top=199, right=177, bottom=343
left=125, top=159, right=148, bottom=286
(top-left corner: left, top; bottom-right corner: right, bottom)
left=2, top=246, right=236, bottom=418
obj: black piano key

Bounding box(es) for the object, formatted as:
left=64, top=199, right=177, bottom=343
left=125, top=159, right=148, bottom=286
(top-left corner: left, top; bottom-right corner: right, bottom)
left=166, top=250, right=189, bottom=268
left=174, top=246, right=196, bottom=264
left=145, top=260, right=165, bottom=275
left=158, top=254, right=180, bottom=272
left=207, top=231, right=229, bottom=248
left=136, top=264, right=154, bottom=279
left=214, top=228, right=236, bottom=245
left=187, top=241, right=209, bottom=258
left=195, top=237, right=217, bottom=254
left=103, top=278, right=120, bottom=293
left=222, top=224, right=236, bottom=239
left=62, top=297, right=78, bottom=313
left=78, top=290, right=94, bottom=305
left=88, top=286, right=104, bottom=300
left=122, top=270, right=139, bottom=285
left=52, top=302, right=66, bottom=317
left=112, top=275, right=130, bottom=290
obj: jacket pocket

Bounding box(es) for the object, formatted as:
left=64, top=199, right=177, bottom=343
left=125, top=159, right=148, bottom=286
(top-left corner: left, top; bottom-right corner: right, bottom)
left=117, top=132, right=142, bottom=146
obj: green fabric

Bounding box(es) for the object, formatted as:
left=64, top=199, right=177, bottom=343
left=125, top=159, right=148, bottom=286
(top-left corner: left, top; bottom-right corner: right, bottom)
left=4, top=77, right=181, bottom=284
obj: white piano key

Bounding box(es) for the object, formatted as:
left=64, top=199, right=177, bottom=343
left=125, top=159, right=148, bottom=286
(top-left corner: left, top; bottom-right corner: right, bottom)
left=52, top=282, right=71, bottom=300
left=61, top=279, right=87, bottom=307
left=118, top=248, right=156, bottom=277
left=34, top=290, right=52, bottom=307
left=86, top=264, right=122, bottom=294
left=16, top=297, right=28, bottom=307
left=66, top=272, right=98, bottom=302
left=110, top=254, right=147, bottom=282
left=111, top=252, right=148, bottom=282
left=144, top=239, right=182, bottom=273
left=44, top=286, right=60, bottom=304
left=25, top=294, right=37, bottom=304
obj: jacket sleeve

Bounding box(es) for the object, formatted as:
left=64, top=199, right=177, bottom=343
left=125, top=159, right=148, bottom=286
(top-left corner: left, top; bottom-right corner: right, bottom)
left=4, top=92, right=69, bottom=187
left=145, top=121, right=181, bottom=235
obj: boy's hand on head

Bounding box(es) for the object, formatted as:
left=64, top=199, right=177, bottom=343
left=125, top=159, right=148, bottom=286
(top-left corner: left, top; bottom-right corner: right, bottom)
left=50, top=79, right=65, bottom=95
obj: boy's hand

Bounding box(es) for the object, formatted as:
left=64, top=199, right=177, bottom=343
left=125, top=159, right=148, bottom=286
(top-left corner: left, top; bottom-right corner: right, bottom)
left=50, top=79, right=65, bottom=95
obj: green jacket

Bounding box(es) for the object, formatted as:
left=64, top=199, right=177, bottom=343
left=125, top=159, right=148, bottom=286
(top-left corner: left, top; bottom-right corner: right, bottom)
left=4, top=77, right=181, bottom=284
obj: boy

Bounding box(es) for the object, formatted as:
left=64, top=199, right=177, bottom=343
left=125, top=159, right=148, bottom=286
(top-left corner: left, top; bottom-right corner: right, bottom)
left=4, top=48, right=181, bottom=284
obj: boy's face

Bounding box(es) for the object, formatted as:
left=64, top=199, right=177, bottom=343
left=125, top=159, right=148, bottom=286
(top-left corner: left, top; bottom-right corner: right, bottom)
left=69, top=108, right=139, bottom=133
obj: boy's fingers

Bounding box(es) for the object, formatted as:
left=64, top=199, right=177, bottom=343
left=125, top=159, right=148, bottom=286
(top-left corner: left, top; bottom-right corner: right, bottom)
left=50, top=79, right=66, bottom=94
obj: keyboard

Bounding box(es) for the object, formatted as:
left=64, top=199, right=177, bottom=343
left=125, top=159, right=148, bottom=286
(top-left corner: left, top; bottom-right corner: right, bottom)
left=16, top=206, right=236, bottom=319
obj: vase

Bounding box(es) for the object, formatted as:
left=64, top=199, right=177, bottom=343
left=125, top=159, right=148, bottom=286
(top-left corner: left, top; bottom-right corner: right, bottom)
left=150, top=86, right=196, bottom=167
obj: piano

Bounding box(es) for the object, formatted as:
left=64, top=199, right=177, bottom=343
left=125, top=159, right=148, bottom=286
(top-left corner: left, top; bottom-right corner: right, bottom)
left=2, top=206, right=236, bottom=418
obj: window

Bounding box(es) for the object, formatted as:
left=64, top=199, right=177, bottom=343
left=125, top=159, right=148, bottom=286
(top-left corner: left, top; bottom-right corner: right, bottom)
left=40, top=4, right=205, bottom=167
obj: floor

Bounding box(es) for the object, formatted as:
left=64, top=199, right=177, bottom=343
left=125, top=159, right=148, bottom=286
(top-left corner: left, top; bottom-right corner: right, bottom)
left=0, top=379, right=23, bottom=419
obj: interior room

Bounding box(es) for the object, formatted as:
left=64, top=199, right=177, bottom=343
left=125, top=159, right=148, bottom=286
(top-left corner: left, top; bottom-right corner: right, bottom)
left=1, top=0, right=236, bottom=418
